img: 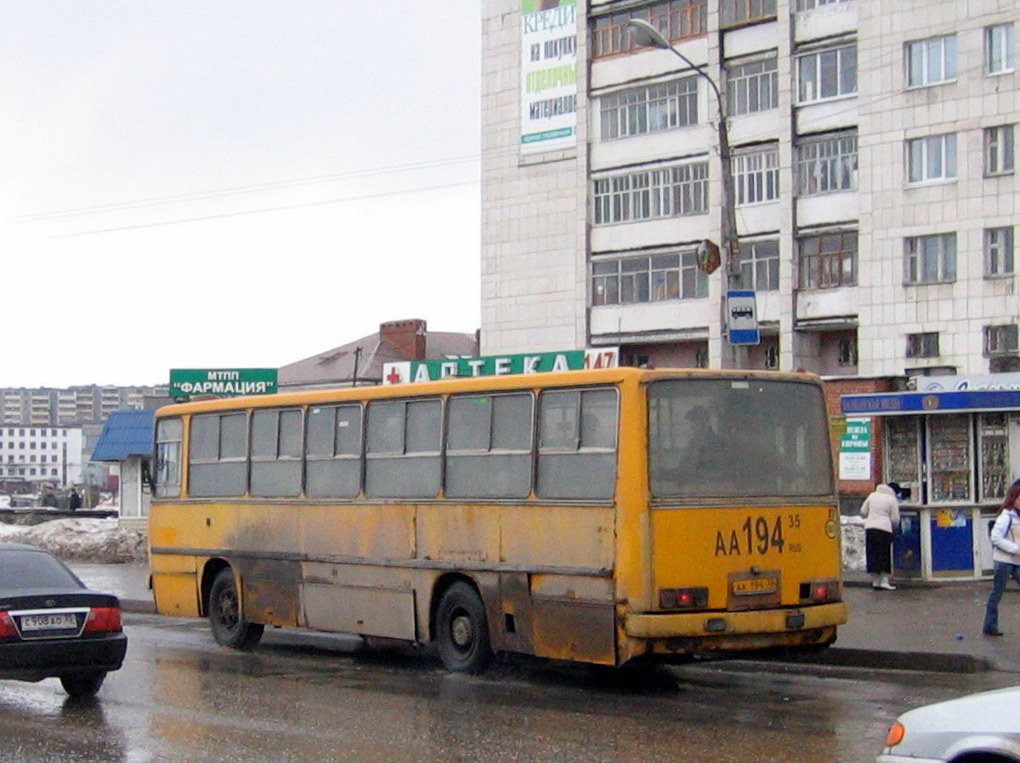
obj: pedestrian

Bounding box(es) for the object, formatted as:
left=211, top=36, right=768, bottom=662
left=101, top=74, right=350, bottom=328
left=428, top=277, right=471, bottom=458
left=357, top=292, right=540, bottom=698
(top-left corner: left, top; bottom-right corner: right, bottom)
left=68, top=488, right=82, bottom=511
left=860, top=482, right=900, bottom=590
left=983, top=480, right=1020, bottom=637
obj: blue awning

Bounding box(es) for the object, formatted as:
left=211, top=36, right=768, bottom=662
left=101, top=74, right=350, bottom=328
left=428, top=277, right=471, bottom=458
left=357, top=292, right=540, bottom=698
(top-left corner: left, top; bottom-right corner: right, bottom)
left=91, top=410, right=155, bottom=461
left=841, top=389, right=1020, bottom=416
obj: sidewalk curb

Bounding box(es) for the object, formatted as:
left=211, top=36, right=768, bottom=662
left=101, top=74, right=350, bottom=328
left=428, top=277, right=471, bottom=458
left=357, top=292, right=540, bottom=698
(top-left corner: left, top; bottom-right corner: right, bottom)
left=813, top=647, right=993, bottom=673
left=121, top=598, right=156, bottom=615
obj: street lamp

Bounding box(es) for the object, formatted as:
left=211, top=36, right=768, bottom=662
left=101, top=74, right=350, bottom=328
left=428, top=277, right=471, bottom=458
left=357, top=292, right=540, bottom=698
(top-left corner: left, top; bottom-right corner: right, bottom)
left=626, top=18, right=745, bottom=368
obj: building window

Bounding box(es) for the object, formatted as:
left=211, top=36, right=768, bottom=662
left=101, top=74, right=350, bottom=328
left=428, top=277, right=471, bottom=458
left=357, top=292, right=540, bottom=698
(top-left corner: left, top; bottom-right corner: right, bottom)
left=799, top=230, right=857, bottom=289
left=907, top=133, right=956, bottom=183
left=592, top=252, right=708, bottom=306
left=600, top=78, right=698, bottom=140
left=796, top=44, right=857, bottom=103
left=726, top=54, right=778, bottom=116
left=985, top=325, right=1019, bottom=356
left=906, top=34, right=957, bottom=87
left=905, top=233, right=956, bottom=285
left=732, top=144, right=779, bottom=205
left=721, top=0, right=776, bottom=28
left=738, top=240, right=780, bottom=291
left=985, top=227, right=1015, bottom=277
left=837, top=336, right=858, bottom=366
left=986, top=23, right=1016, bottom=75
left=984, top=125, right=1015, bottom=176
left=592, top=0, right=707, bottom=59
left=796, top=0, right=849, bottom=10
left=593, top=160, right=708, bottom=225
left=906, top=332, right=940, bottom=358
left=796, top=131, right=857, bottom=195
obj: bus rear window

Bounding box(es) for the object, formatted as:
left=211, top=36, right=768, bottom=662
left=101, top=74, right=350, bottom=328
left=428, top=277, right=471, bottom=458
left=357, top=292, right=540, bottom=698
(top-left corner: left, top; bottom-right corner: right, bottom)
left=648, top=379, right=833, bottom=499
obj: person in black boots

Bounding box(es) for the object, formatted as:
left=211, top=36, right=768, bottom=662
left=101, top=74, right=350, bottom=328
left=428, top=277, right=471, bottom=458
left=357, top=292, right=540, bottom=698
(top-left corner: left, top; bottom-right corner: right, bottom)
left=860, top=483, right=900, bottom=590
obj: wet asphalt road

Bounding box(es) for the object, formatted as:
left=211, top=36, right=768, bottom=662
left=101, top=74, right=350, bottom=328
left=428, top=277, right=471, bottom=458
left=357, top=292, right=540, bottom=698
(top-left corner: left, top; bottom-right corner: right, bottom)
left=0, top=614, right=1015, bottom=763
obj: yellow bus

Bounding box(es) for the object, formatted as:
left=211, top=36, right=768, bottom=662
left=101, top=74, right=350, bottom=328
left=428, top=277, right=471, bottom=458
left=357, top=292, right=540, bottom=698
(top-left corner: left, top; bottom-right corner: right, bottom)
left=149, top=367, right=846, bottom=673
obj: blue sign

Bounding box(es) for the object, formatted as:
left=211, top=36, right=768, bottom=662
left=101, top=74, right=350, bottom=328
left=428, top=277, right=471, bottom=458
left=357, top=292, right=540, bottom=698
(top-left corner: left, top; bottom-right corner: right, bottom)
left=726, top=290, right=760, bottom=345
left=841, top=389, right=1020, bottom=415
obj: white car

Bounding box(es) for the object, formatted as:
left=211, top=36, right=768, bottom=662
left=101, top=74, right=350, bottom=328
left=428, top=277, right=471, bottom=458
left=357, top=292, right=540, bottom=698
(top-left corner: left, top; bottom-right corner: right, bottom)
left=878, top=685, right=1020, bottom=762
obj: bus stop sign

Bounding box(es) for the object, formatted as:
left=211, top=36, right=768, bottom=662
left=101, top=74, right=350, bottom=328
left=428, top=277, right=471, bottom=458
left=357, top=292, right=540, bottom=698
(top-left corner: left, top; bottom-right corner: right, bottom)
left=726, top=290, right=760, bottom=345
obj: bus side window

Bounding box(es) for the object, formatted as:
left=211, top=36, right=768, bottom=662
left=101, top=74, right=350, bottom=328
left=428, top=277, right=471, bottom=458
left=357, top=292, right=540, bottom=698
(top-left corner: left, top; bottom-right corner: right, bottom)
left=250, top=409, right=303, bottom=498
left=305, top=405, right=363, bottom=498
left=446, top=393, right=533, bottom=499
left=365, top=399, right=441, bottom=499
left=536, top=388, right=618, bottom=500
left=189, top=413, right=249, bottom=497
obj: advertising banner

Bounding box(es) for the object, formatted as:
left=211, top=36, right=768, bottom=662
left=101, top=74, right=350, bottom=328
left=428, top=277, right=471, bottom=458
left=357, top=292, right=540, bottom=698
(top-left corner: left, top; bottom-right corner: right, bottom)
left=520, top=0, right=578, bottom=153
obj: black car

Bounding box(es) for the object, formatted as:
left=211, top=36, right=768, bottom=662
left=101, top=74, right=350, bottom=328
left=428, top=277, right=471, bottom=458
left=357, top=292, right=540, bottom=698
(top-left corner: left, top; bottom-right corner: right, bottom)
left=0, top=543, right=127, bottom=697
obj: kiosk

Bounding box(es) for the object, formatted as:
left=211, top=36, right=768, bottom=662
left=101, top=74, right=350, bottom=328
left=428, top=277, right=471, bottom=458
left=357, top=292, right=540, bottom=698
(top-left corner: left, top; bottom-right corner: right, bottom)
left=841, top=387, right=1020, bottom=581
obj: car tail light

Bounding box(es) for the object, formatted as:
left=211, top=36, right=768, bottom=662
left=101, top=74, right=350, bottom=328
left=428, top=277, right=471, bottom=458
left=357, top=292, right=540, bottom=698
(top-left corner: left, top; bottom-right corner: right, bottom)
left=659, top=587, right=709, bottom=610
left=800, top=578, right=841, bottom=604
left=0, top=612, right=15, bottom=637
left=885, top=721, right=905, bottom=747
left=84, top=607, right=123, bottom=633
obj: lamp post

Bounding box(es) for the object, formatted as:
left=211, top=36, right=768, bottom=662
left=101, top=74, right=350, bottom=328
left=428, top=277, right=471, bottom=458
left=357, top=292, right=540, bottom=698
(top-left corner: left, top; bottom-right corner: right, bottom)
left=626, top=19, right=745, bottom=369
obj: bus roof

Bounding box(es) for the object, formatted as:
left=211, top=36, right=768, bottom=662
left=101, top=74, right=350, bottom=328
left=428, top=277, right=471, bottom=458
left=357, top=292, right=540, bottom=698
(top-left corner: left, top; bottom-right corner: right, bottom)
left=155, top=366, right=821, bottom=417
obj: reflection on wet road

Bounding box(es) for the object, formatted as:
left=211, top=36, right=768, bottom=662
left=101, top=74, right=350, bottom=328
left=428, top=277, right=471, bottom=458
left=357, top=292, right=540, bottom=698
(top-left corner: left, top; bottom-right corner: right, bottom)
left=0, top=615, right=1012, bottom=762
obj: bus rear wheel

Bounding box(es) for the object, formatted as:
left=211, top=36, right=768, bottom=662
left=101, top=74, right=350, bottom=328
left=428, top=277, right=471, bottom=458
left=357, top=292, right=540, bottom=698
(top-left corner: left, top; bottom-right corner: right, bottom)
left=208, top=568, right=264, bottom=651
left=436, top=582, right=492, bottom=674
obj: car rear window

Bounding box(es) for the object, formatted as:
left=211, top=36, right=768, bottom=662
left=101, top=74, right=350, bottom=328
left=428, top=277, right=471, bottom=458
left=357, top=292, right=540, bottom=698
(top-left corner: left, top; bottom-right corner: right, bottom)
left=0, top=550, right=84, bottom=590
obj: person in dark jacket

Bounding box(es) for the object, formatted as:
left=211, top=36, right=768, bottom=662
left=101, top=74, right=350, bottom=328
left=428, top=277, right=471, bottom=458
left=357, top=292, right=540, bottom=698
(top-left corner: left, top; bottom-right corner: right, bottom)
left=68, top=488, right=82, bottom=511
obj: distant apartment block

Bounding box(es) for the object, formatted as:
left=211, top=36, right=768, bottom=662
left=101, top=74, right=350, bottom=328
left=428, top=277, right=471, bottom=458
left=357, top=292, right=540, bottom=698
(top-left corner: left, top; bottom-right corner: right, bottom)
left=0, top=385, right=168, bottom=426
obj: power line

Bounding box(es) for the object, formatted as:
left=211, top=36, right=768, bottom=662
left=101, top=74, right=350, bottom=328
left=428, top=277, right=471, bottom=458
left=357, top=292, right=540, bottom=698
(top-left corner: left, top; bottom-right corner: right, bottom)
left=9, top=153, right=480, bottom=223
left=51, top=178, right=479, bottom=239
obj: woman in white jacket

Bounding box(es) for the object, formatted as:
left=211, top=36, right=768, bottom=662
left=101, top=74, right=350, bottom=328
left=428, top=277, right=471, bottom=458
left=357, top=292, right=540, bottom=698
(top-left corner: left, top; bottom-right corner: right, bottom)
left=983, top=481, right=1020, bottom=636
left=860, top=483, right=900, bottom=590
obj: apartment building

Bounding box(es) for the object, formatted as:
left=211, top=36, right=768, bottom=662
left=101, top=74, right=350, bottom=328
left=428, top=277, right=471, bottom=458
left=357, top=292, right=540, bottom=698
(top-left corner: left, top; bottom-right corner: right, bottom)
left=0, top=385, right=168, bottom=426
left=481, top=0, right=1018, bottom=376
left=0, top=426, right=83, bottom=487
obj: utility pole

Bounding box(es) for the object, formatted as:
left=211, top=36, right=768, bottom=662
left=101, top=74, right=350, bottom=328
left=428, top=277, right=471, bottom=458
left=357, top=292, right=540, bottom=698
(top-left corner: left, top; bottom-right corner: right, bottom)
left=627, top=19, right=748, bottom=369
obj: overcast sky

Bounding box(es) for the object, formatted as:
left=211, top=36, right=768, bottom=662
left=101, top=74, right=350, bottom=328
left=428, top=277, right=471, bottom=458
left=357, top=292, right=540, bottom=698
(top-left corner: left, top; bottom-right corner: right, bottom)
left=0, top=1, right=482, bottom=388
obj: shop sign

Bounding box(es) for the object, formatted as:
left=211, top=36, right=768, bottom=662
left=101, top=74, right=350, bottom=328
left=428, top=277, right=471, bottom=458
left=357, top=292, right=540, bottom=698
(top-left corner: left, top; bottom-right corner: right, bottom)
left=170, top=368, right=278, bottom=399
left=383, top=348, right=619, bottom=385
left=838, top=417, right=872, bottom=481
left=840, top=418, right=871, bottom=450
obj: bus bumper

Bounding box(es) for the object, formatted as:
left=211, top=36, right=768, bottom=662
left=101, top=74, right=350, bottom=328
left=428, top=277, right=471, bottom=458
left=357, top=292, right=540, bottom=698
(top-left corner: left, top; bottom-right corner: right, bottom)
left=623, top=602, right=848, bottom=653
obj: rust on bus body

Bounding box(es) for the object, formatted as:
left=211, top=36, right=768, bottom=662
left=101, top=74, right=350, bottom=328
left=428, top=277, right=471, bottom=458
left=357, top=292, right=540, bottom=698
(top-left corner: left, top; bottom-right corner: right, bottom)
left=235, top=557, right=301, bottom=628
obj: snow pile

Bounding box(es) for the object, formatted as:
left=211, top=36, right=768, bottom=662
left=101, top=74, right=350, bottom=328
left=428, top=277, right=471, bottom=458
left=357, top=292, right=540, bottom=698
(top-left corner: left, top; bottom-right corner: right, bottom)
left=841, top=516, right=866, bottom=572
left=0, top=518, right=146, bottom=563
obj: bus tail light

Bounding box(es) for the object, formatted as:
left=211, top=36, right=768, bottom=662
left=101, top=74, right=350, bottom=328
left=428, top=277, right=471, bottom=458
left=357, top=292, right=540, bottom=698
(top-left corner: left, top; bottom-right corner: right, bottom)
left=659, top=587, right=708, bottom=610
left=800, top=578, right=841, bottom=604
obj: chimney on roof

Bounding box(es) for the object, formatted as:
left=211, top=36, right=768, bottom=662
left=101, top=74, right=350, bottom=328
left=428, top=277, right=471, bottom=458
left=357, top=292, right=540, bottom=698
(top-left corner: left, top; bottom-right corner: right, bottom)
left=380, top=319, right=427, bottom=360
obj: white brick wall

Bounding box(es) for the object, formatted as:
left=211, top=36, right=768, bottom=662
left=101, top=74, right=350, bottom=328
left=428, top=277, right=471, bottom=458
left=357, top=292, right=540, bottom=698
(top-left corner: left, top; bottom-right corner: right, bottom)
left=482, top=0, right=1020, bottom=374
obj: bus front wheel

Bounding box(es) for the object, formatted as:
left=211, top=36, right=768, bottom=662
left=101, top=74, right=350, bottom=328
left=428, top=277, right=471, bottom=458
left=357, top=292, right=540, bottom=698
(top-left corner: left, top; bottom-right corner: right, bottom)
left=435, top=582, right=492, bottom=674
left=208, top=568, right=264, bottom=651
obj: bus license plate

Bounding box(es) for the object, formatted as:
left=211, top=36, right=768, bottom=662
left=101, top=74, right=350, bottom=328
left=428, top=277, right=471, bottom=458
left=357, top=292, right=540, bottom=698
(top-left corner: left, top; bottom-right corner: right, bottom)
left=732, top=577, right=778, bottom=596
left=21, top=613, right=77, bottom=631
